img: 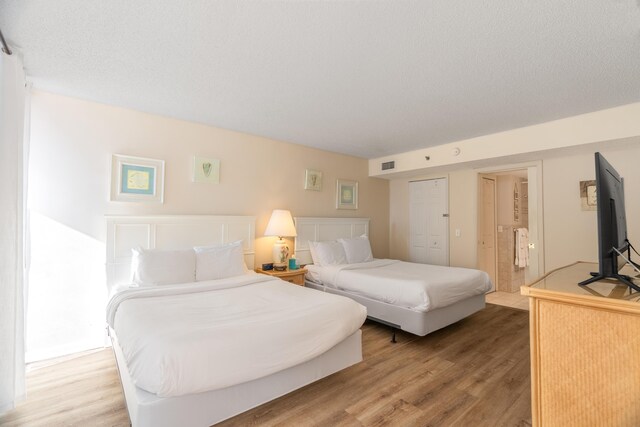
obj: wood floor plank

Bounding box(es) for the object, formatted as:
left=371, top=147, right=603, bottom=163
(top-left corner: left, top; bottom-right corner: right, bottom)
left=1, top=303, right=531, bottom=427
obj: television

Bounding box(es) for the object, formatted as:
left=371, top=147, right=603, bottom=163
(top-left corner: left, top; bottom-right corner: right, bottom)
left=579, top=152, right=640, bottom=291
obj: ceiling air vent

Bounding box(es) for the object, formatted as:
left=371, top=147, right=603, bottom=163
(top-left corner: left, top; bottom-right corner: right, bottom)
left=381, top=161, right=395, bottom=171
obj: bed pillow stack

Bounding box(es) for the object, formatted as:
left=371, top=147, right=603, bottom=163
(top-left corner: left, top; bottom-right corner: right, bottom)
left=308, top=235, right=373, bottom=266
left=130, top=240, right=247, bottom=286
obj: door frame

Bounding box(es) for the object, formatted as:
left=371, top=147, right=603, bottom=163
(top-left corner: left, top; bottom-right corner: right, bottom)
left=475, top=160, right=545, bottom=283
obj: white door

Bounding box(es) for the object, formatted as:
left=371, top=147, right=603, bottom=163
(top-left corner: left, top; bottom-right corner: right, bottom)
left=409, top=178, right=449, bottom=266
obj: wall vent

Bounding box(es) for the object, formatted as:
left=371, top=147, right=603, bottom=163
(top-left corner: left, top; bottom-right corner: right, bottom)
left=381, top=161, right=395, bottom=171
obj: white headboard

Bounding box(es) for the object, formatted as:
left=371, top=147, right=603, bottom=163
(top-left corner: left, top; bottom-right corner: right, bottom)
left=106, top=215, right=255, bottom=291
left=294, top=217, right=370, bottom=265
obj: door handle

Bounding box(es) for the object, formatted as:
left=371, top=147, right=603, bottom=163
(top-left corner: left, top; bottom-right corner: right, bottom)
left=442, top=213, right=449, bottom=217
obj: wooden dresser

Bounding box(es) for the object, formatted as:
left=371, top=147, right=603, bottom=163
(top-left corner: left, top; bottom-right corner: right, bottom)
left=521, top=262, right=640, bottom=427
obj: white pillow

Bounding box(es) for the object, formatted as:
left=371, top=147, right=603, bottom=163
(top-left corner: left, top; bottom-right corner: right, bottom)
left=308, top=240, right=347, bottom=266
left=194, top=240, right=247, bottom=281
left=338, top=235, right=373, bottom=264
left=131, top=247, right=196, bottom=286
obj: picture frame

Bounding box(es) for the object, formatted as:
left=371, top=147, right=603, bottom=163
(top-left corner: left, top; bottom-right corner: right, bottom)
left=193, top=156, right=220, bottom=183
left=111, top=154, right=165, bottom=203
left=336, top=179, right=358, bottom=210
left=304, top=169, right=322, bottom=191
left=580, top=180, right=597, bottom=211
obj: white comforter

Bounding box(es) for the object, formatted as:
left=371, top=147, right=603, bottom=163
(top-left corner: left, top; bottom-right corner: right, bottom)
left=106, top=273, right=366, bottom=397
left=309, top=259, right=492, bottom=312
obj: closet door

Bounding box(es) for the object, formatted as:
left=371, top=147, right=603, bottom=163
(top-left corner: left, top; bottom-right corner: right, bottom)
left=409, top=178, right=449, bottom=266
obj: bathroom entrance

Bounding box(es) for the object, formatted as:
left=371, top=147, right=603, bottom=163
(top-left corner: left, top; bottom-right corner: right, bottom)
left=477, top=163, right=544, bottom=296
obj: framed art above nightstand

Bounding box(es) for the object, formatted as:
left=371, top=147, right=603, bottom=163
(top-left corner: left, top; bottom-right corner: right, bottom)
left=255, top=268, right=307, bottom=286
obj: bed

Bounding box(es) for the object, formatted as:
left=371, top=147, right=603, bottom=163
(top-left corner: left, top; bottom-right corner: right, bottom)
left=106, top=215, right=366, bottom=427
left=294, top=217, right=491, bottom=338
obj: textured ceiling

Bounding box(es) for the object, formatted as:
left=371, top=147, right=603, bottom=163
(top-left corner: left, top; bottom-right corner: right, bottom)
left=1, top=1, right=639, bottom=159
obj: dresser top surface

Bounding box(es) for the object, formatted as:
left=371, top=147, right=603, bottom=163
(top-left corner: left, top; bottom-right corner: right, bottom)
left=526, top=262, right=640, bottom=302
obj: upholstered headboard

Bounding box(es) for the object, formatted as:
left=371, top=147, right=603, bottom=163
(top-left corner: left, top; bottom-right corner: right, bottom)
left=293, top=217, right=370, bottom=265
left=105, top=215, right=255, bottom=291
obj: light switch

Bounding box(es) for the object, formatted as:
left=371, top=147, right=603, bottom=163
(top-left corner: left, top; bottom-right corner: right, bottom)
left=455, top=229, right=461, bottom=237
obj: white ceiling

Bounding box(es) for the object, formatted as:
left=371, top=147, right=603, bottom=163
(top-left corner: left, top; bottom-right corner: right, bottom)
left=1, top=1, right=639, bottom=159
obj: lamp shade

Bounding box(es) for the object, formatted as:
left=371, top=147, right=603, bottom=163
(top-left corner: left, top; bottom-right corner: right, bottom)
left=264, top=209, right=297, bottom=238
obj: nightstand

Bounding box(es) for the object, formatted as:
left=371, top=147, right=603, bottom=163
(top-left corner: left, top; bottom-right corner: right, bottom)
left=255, top=267, right=308, bottom=286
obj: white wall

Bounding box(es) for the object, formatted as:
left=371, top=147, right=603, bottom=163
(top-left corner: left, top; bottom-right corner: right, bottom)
left=389, top=169, right=479, bottom=269
left=371, top=102, right=640, bottom=177
left=388, top=140, right=640, bottom=275
left=543, top=145, right=640, bottom=271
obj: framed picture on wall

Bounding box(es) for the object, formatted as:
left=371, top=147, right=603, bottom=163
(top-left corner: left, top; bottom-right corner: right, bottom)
left=336, top=179, right=358, bottom=210
left=193, top=156, right=220, bottom=183
left=304, top=169, right=322, bottom=191
left=111, top=154, right=165, bottom=203
left=580, top=180, right=597, bottom=211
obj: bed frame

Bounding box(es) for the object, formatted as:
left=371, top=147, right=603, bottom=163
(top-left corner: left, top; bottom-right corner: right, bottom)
left=294, top=217, right=486, bottom=338
left=106, top=215, right=363, bottom=427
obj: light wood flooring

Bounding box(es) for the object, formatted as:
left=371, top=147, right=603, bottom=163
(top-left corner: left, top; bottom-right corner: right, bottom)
left=1, top=304, right=531, bottom=426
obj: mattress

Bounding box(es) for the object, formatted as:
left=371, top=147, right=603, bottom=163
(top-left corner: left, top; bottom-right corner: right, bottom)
left=106, top=273, right=367, bottom=397
left=306, top=259, right=492, bottom=312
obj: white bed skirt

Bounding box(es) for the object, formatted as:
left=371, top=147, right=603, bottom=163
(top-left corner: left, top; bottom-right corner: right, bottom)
left=305, top=281, right=486, bottom=336
left=110, top=328, right=362, bottom=427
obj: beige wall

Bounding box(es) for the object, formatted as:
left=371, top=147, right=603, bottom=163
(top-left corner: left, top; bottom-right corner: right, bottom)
left=28, top=90, right=389, bottom=268
left=388, top=141, right=640, bottom=275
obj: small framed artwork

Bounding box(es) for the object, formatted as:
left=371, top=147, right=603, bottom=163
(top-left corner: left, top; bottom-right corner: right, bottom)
left=580, top=180, right=597, bottom=211
left=193, top=156, right=220, bottom=183
left=336, top=179, right=358, bottom=210
left=304, top=169, right=322, bottom=191
left=111, top=154, right=164, bottom=203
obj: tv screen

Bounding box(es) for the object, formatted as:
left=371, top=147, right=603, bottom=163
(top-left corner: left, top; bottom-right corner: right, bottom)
left=579, top=152, right=638, bottom=291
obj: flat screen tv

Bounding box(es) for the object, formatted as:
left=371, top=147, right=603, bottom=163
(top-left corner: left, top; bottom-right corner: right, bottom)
left=579, top=152, right=640, bottom=291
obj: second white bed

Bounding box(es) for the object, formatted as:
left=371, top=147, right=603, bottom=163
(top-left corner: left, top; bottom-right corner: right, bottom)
left=306, top=259, right=491, bottom=312
left=305, top=259, right=491, bottom=336
left=294, top=216, right=492, bottom=338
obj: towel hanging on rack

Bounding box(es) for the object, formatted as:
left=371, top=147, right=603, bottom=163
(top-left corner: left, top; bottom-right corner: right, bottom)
left=514, top=228, right=529, bottom=268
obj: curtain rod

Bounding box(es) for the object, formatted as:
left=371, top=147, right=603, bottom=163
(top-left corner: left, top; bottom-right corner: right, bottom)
left=0, top=28, right=12, bottom=55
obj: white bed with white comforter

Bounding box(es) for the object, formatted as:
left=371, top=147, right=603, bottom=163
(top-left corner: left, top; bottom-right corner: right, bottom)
left=107, top=273, right=366, bottom=398
left=306, top=259, right=491, bottom=313
left=105, top=215, right=367, bottom=427
left=295, top=217, right=492, bottom=337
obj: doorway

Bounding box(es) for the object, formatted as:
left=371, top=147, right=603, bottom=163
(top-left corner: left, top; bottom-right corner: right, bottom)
left=409, top=177, right=449, bottom=266
left=476, top=163, right=544, bottom=299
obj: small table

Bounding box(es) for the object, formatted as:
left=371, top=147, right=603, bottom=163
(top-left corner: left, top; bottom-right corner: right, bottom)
left=255, top=267, right=308, bottom=286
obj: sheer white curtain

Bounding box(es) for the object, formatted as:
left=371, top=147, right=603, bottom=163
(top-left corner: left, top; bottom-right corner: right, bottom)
left=0, top=51, right=29, bottom=414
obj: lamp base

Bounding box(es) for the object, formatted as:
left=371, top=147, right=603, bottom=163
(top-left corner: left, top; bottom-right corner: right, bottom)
left=272, top=239, right=290, bottom=269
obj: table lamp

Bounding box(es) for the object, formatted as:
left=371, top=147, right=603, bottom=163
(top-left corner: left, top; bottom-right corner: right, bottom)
left=264, top=209, right=297, bottom=270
